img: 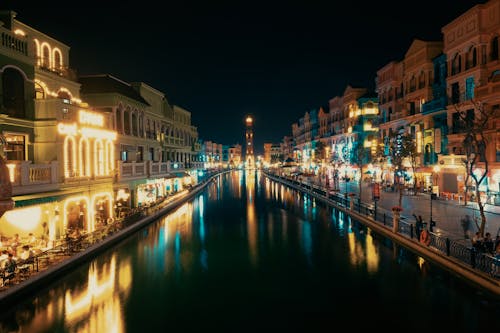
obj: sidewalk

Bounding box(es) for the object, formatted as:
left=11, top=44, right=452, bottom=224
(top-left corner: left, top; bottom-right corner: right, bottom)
left=341, top=181, right=500, bottom=242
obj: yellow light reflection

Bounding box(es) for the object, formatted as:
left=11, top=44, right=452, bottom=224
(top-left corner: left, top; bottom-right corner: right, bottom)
left=64, top=255, right=130, bottom=332
left=365, top=230, right=379, bottom=273
left=246, top=170, right=257, bottom=266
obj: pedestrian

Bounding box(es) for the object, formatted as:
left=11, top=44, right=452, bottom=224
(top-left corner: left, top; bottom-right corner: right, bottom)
left=460, top=215, right=471, bottom=239
left=413, top=213, right=423, bottom=239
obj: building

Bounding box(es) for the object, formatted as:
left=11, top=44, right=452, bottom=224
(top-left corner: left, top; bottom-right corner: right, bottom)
left=245, top=115, right=254, bottom=167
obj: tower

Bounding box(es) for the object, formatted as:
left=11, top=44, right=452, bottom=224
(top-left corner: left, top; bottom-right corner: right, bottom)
left=245, top=115, right=254, bottom=168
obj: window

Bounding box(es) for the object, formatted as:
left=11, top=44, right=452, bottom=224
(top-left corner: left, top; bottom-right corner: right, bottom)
left=137, top=146, right=143, bottom=162
left=149, top=147, right=154, bottom=161
left=3, top=134, right=26, bottom=160
left=35, top=82, right=45, bottom=99
left=451, top=82, right=460, bottom=104
left=465, top=77, right=475, bottom=100
left=2, top=68, right=25, bottom=118
left=124, top=109, right=131, bottom=135
left=492, top=36, right=499, bottom=61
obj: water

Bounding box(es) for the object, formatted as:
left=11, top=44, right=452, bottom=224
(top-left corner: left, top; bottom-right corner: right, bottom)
left=0, top=170, right=498, bottom=333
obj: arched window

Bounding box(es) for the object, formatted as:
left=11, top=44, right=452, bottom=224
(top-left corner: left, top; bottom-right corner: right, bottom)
left=409, top=76, right=416, bottom=92
left=116, top=107, right=123, bottom=134
left=2, top=67, right=26, bottom=118
left=53, top=48, right=62, bottom=69
left=123, top=108, right=131, bottom=135
left=132, top=113, right=138, bottom=136
left=452, top=54, right=462, bottom=75
left=146, top=119, right=151, bottom=139
left=42, top=44, right=50, bottom=68
left=138, top=113, right=143, bottom=137
left=64, top=136, right=77, bottom=178
left=35, top=82, right=45, bottom=99
left=418, top=72, right=426, bottom=89
left=79, top=138, right=90, bottom=177
left=106, top=140, right=114, bottom=175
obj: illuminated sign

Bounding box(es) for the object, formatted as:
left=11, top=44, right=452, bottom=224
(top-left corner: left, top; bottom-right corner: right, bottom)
left=58, top=123, right=78, bottom=136
left=79, top=110, right=104, bottom=127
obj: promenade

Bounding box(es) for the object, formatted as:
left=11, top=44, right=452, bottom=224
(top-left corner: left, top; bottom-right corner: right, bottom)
left=340, top=181, right=500, bottom=244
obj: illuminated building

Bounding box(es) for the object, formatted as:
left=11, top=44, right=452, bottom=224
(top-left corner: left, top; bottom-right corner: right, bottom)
left=245, top=115, right=254, bottom=168
left=0, top=11, right=199, bottom=244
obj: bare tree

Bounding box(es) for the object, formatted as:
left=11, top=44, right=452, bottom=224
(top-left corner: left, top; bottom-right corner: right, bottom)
left=353, top=141, right=367, bottom=202
left=400, top=134, right=418, bottom=195
left=455, top=99, right=498, bottom=236
left=387, top=132, right=414, bottom=207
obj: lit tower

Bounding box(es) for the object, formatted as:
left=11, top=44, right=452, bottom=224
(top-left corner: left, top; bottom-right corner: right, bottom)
left=245, top=115, right=254, bottom=168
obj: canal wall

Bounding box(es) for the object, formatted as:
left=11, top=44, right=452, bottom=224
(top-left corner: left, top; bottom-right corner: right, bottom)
left=264, top=172, right=500, bottom=297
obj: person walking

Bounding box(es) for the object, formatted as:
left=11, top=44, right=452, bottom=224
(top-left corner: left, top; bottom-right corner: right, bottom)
left=413, top=213, right=423, bottom=239
left=460, top=215, right=471, bottom=239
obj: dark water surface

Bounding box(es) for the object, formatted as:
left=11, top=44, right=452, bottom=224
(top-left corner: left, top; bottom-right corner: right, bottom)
left=0, top=170, right=498, bottom=332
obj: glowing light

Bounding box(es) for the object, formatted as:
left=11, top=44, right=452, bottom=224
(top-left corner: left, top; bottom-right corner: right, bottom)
left=116, top=189, right=130, bottom=201
left=6, top=164, right=15, bottom=182
left=63, top=196, right=89, bottom=230
left=80, top=127, right=117, bottom=140
left=246, top=116, right=253, bottom=124
left=58, top=123, right=77, bottom=136
left=14, top=29, right=25, bottom=36
left=63, top=136, right=77, bottom=178
left=65, top=256, right=118, bottom=321
left=79, top=110, right=104, bottom=127
left=4, top=206, right=42, bottom=231
left=52, top=48, right=63, bottom=68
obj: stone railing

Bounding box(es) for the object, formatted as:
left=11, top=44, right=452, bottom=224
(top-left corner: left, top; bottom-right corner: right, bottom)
left=8, top=161, right=59, bottom=195
left=0, top=27, right=29, bottom=57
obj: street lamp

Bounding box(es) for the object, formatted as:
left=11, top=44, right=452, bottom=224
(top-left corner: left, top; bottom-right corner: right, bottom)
left=429, top=165, right=440, bottom=231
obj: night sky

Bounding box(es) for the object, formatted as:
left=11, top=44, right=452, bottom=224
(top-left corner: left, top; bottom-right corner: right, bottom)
left=3, top=0, right=481, bottom=154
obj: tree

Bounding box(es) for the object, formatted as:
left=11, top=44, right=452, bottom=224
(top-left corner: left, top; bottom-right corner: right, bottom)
left=314, top=140, right=326, bottom=164
left=455, top=99, right=498, bottom=236
left=387, top=131, right=414, bottom=207
left=353, top=141, right=367, bottom=202
left=400, top=134, right=418, bottom=194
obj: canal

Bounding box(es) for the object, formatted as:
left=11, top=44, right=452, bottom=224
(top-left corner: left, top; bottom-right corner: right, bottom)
left=0, top=170, right=498, bottom=332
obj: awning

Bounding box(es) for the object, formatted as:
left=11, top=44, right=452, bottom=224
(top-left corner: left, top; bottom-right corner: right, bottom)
left=174, top=172, right=191, bottom=178
left=13, top=190, right=82, bottom=208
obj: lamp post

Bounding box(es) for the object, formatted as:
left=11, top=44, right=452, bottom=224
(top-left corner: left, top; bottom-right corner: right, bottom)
left=429, top=165, right=440, bottom=231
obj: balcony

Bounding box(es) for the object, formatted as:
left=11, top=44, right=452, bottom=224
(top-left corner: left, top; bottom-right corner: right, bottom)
left=422, top=96, right=447, bottom=114
left=7, top=161, right=59, bottom=195
left=0, top=27, right=30, bottom=59
left=476, top=80, right=500, bottom=100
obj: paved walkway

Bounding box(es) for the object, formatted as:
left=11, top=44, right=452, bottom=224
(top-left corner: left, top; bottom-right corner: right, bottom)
left=337, top=181, right=500, bottom=244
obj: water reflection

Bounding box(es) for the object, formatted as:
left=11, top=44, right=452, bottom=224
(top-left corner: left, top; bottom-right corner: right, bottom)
left=0, top=171, right=493, bottom=331
left=246, top=170, right=258, bottom=266
left=0, top=254, right=132, bottom=333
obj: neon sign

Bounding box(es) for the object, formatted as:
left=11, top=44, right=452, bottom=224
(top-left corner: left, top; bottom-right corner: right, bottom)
left=79, top=110, right=104, bottom=127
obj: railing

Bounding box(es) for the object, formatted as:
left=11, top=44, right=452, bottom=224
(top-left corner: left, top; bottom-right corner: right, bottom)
left=476, top=80, right=500, bottom=99
left=8, top=161, right=58, bottom=187
left=0, top=30, right=28, bottom=56
left=265, top=171, right=500, bottom=280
